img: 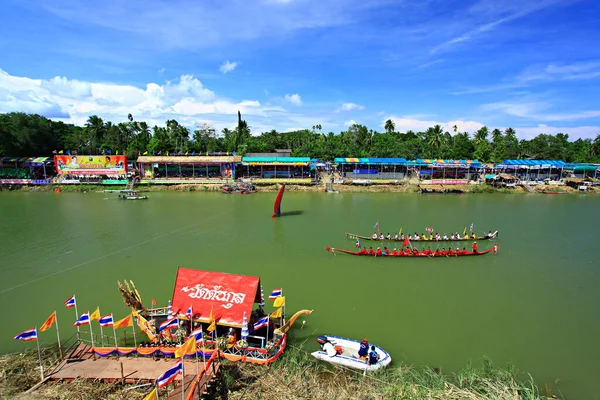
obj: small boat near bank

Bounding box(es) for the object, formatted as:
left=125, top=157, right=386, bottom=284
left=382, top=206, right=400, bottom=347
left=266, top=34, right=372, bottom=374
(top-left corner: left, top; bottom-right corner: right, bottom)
left=311, top=335, right=391, bottom=371
left=118, top=191, right=148, bottom=200
left=420, top=188, right=463, bottom=194
left=347, top=230, right=498, bottom=242
left=221, top=182, right=257, bottom=194
left=326, top=246, right=495, bottom=257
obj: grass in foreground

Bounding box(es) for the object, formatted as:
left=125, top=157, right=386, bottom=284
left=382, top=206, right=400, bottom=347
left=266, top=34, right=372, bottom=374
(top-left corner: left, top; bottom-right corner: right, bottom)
left=1, top=346, right=560, bottom=400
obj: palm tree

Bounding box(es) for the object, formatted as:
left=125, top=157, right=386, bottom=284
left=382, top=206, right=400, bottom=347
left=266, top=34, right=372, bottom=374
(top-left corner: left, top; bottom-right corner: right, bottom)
left=427, top=124, right=444, bottom=158
left=85, top=115, right=105, bottom=154
left=385, top=119, right=395, bottom=134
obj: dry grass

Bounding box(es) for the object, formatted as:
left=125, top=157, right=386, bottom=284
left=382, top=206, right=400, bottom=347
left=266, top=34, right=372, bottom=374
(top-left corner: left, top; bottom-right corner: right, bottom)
left=2, top=346, right=557, bottom=400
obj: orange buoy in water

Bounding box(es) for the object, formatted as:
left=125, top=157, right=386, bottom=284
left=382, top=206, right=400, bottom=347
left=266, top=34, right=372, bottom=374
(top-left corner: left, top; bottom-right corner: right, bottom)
left=54, top=187, right=61, bottom=193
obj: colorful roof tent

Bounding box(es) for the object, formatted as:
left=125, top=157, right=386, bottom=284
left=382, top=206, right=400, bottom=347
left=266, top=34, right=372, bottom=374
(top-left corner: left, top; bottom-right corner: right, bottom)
left=137, top=155, right=241, bottom=163
left=416, top=159, right=480, bottom=166
left=242, top=157, right=310, bottom=166
left=171, top=268, right=261, bottom=328
left=2, top=157, right=51, bottom=165
left=501, top=160, right=567, bottom=168
left=334, top=158, right=407, bottom=164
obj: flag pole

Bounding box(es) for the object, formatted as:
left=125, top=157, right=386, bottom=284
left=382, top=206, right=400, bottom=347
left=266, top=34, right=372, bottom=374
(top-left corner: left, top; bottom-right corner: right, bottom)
left=88, top=311, right=95, bottom=348
left=200, top=326, right=207, bottom=371
left=156, top=381, right=160, bottom=400
left=99, top=308, right=104, bottom=347
left=34, top=327, right=44, bottom=380
left=54, top=311, right=63, bottom=359
left=180, top=355, right=185, bottom=400
left=132, top=318, right=137, bottom=348
left=73, top=295, right=80, bottom=340
left=112, top=315, right=118, bottom=349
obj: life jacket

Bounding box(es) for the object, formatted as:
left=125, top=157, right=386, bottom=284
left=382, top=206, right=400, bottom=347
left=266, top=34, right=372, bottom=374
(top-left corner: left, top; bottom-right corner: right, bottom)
left=334, top=345, right=343, bottom=355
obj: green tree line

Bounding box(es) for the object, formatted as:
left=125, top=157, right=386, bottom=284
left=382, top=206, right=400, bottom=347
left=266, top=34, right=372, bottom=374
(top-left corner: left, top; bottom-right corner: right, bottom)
left=1, top=112, right=599, bottom=163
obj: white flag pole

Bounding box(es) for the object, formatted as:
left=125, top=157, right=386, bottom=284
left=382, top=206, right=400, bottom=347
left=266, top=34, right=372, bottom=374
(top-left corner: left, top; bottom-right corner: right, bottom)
left=73, top=295, right=80, bottom=340
left=112, top=315, right=118, bottom=348
left=54, top=311, right=62, bottom=359
left=180, top=356, right=185, bottom=400
left=35, top=327, right=44, bottom=380
left=88, top=311, right=95, bottom=348
left=98, top=308, right=104, bottom=347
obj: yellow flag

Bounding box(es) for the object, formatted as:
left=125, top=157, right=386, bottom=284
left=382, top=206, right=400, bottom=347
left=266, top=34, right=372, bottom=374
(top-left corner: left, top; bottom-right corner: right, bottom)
left=175, top=336, right=196, bottom=358
left=58, top=150, right=64, bottom=154
left=207, top=320, right=216, bottom=332
left=273, top=296, right=285, bottom=308
left=143, top=151, right=148, bottom=155
left=143, top=388, right=158, bottom=400
left=270, top=307, right=282, bottom=319
left=114, top=314, right=133, bottom=329
left=90, top=308, right=100, bottom=321
left=40, top=311, right=57, bottom=332
left=463, top=227, right=467, bottom=236
left=116, top=150, right=119, bottom=155
left=209, top=306, right=214, bottom=323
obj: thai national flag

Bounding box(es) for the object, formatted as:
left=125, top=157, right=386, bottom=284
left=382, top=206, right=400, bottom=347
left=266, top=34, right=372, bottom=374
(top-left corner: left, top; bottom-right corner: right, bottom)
left=85, top=140, right=91, bottom=146
left=355, top=239, right=360, bottom=248
left=74, top=312, right=90, bottom=327
left=157, top=360, right=183, bottom=388
left=185, top=306, right=192, bottom=319
left=64, top=295, right=76, bottom=308
left=268, top=288, right=282, bottom=300
left=253, top=316, right=269, bottom=330
left=14, top=328, right=37, bottom=342
left=99, top=314, right=114, bottom=328
left=159, top=317, right=179, bottom=332
left=189, top=327, right=203, bottom=343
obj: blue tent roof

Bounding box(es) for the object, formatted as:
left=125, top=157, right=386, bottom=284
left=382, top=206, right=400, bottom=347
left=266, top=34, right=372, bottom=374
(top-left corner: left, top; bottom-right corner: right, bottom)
left=501, top=160, right=567, bottom=167
left=333, top=157, right=403, bottom=164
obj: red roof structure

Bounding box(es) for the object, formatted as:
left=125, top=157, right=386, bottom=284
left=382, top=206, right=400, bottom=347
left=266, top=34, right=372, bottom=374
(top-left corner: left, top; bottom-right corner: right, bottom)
left=171, top=268, right=261, bottom=327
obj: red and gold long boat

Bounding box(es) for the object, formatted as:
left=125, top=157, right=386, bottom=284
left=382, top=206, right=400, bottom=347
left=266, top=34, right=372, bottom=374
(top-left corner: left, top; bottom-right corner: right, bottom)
left=326, top=247, right=495, bottom=257
left=346, top=230, right=498, bottom=242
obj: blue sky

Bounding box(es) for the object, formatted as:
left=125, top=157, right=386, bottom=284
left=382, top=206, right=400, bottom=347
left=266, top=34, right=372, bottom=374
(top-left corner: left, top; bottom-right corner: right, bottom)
left=1, top=0, right=600, bottom=139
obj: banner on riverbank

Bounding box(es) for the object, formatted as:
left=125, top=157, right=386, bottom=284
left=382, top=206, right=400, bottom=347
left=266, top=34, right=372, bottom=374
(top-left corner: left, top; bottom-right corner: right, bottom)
left=54, top=155, right=127, bottom=175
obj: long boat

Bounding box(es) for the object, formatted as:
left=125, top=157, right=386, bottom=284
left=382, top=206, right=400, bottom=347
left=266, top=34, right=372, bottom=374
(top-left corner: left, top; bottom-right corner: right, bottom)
left=346, top=230, right=498, bottom=242
left=326, top=247, right=494, bottom=257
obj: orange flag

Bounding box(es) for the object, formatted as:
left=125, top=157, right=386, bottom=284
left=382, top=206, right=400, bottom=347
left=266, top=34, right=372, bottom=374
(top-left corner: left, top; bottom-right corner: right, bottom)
left=40, top=311, right=57, bottom=332
left=114, top=314, right=133, bottom=329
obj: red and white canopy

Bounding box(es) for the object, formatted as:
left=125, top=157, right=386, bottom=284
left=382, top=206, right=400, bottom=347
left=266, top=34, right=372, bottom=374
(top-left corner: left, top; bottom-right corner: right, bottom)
left=171, top=268, right=261, bottom=327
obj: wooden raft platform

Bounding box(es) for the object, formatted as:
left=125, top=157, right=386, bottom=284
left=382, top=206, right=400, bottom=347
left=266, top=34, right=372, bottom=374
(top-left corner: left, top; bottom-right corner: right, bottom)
left=48, top=344, right=220, bottom=399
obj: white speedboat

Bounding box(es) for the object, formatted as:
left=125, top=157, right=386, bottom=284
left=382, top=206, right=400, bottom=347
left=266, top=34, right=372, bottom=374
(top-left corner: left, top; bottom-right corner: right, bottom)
left=311, top=335, right=391, bottom=371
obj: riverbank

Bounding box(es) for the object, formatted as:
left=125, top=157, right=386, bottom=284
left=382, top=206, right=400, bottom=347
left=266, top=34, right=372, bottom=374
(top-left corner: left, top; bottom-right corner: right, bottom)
left=6, top=181, right=596, bottom=194
left=1, top=346, right=558, bottom=399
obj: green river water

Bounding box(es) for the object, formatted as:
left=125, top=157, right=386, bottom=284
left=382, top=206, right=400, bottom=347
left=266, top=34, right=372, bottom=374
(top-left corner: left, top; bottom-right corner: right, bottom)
left=0, top=191, right=599, bottom=398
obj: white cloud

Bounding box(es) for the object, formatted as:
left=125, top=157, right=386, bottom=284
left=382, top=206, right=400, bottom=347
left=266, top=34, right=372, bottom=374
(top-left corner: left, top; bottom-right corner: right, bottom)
left=219, top=60, right=239, bottom=74
left=516, top=125, right=600, bottom=140
left=0, top=68, right=284, bottom=130
left=518, top=61, right=600, bottom=82
left=158, top=68, right=166, bottom=74
left=344, top=119, right=357, bottom=126
left=384, top=115, right=484, bottom=133
left=430, top=0, right=563, bottom=54
left=480, top=101, right=600, bottom=121
left=335, top=102, right=365, bottom=112
left=284, top=93, right=303, bottom=106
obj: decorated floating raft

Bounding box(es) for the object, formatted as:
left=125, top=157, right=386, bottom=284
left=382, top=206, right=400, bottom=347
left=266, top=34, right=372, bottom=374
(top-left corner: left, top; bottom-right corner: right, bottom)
left=116, top=268, right=312, bottom=366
